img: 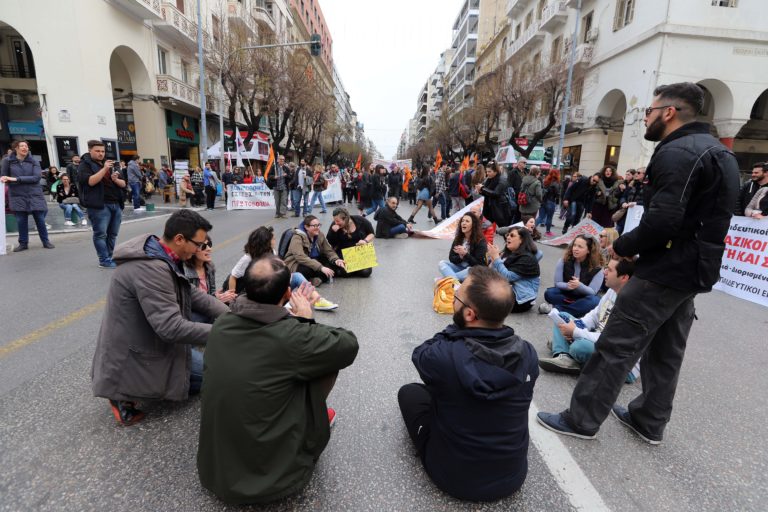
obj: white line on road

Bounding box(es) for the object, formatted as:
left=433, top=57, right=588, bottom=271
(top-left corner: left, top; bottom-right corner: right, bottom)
left=529, top=402, right=611, bottom=512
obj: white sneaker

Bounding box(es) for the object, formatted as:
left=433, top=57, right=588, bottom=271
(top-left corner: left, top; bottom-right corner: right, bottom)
left=81, top=219, right=88, bottom=226
left=64, top=221, right=75, bottom=226
left=135, top=207, right=145, bottom=211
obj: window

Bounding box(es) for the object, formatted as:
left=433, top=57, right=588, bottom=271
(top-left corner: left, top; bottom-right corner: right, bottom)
left=551, top=36, right=562, bottom=64
left=181, top=61, right=189, bottom=83
left=572, top=79, right=584, bottom=104
left=515, top=24, right=521, bottom=39
left=157, top=47, right=168, bottom=75
left=613, top=0, right=635, bottom=31
left=537, top=0, right=545, bottom=20
left=582, top=11, right=594, bottom=43
left=525, top=11, right=533, bottom=30
left=532, top=52, right=541, bottom=74
left=176, top=0, right=184, bottom=13
left=711, top=0, right=736, bottom=5
left=212, top=14, right=220, bottom=42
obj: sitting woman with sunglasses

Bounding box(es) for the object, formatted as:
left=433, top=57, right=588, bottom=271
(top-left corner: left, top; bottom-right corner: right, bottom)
left=184, top=235, right=238, bottom=322
left=486, top=226, right=541, bottom=313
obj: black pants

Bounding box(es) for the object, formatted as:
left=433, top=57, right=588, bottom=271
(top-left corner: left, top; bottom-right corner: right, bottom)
left=398, top=383, right=431, bottom=456
left=562, top=277, right=696, bottom=438
left=205, top=186, right=216, bottom=209
left=296, top=256, right=336, bottom=283
left=511, top=299, right=534, bottom=313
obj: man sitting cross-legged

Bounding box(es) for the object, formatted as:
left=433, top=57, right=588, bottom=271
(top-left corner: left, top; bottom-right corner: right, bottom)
left=538, top=257, right=640, bottom=384
left=397, top=266, right=539, bottom=502
left=197, top=255, right=359, bottom=504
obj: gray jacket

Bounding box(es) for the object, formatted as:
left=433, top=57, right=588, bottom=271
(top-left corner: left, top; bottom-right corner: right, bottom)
left=91, top=234, right=228, bottom=402
left=1, top=154, right=48, bottom=213
left=519, top=174, right=543, bottom=215
left=127, top=160, right=142, bottom=184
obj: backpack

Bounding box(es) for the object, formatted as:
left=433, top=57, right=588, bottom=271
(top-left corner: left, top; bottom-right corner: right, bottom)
left=433, top=276, right=459, bottom=314
left=517, top=181, right=531, bottom=207
left=277, top=228, right=295, bottom=259
left=458, top=171, right=470, bottom=199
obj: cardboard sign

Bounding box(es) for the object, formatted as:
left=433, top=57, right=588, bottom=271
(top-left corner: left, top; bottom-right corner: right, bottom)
left=623, top=205, right=644, bottom=233
left=226, top=183, right=275, bottom=210
left=341, top=243, right=378, bottom=273
left=713, top=217, right=768, bottom=308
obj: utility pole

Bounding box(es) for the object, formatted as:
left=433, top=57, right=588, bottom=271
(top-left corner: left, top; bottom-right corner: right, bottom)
left=196, top=0, right=207, bottom=169
left=555, top=0, right=582, bottom=174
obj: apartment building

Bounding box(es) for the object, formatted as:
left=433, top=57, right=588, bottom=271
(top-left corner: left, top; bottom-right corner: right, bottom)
left=446, top=0, right=480, bottom=117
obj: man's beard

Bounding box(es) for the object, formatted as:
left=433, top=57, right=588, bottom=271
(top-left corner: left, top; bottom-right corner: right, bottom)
left=644, top=116, right=666, bottom=142
left=453, top=305, right=467, bottom=329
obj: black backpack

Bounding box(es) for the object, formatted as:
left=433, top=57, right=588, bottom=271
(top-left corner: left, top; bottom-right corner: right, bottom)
left=277, top=228, right=295, bottom=259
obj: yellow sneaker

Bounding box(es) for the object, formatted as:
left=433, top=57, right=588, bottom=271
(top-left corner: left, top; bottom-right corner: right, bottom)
left=313, top=298, right=338, bottom=311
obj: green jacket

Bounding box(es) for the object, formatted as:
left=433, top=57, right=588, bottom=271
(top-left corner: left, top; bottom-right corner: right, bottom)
left=197, top=295, right=359, bottom=504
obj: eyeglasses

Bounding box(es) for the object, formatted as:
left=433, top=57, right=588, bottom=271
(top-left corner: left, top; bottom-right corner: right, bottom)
left=201, top=241, right=213, bottom=250
left=186, top=237, right=208, bottom=250
left=645, top=105, right=680, bottom=116
left=308, top=223, right=321, bottom=228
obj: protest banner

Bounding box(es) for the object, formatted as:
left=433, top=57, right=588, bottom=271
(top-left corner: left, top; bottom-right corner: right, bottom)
left=0, top=182, right=6, bottom=255
left=713, top=216, right=768, bottom=308
left=321, top=175, right=343, bottom=204
left=226, top=183, right=275, bottom=210
left=372, top=158, right=412, bottom=170
left=341, top=243, right=378, bottom=273
left=623, top=205, right=644, bottom=233
left=415, top=197, right=484, bottom=240
left=538, top=219, right=603, bottom=246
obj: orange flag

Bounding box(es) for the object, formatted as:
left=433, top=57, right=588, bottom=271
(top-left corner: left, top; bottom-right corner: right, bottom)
left=403, top=165, right=412, bottom=192
left=264, top=145, right=275, bottom=180
left=434, top=149, right=442, bottom=173
left=355, top=153, right=362, bottom=171
left=460, top=155, right=469, bottom=171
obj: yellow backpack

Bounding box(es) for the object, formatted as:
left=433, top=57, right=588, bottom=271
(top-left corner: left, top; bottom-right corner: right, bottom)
left=433, top=276, right=459, bottom=314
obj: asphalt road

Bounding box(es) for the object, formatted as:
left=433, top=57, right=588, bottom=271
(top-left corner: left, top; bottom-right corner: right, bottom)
left=1, top=203, right=766, bottom=512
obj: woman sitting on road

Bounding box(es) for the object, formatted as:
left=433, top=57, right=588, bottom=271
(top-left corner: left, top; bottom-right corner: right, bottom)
left=438, top=212, right=488, bottom=282
left=540, top=234, right=604, bottom=317
left=227, top=226, right=338, bottom=311
left=487, top=226, right=541, bottom=313
left=374, top=196, right=413, bottom=239
left=599, top=227, right=620, bottom=267
left=184, top=235, right=237, bottom=322
left=326, top=207, right=375, bottom=278
left=56, top=174, right=87, bottom=226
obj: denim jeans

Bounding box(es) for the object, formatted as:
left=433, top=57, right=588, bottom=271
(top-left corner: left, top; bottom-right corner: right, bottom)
left=544, top=287, right=601, bottom=317
left=551, top=312, right=594, bottom=363
left=564, top=201, right=586, bottom=230
left=59, top=203, right=84, bottom=222
left=290, top=272, right=308, bottom=289
left=438, top=260, right=470, bottom=282
left=365, top=197, right=385, bottom=215
left=15, top=211, right=49, bottom=245
left=291, top=189, right=307, bottom=216
left=309, top=190, right=327, bottom=212
left=89, top=203, right=122, bottom=264
left=389, top=224, right=407, bottom=236
left=189, top=348, right=204, bottom=395
left=436, top=192, right=449, bottom=220
left=541, top=200, right=557, bottom=233
left=129, top=182, right=142, bottom=209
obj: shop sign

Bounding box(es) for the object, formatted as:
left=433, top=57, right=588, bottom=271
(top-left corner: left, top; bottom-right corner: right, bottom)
left=166, top=112, right=199, bottom=144
left=8, top=120, right=44, bottom=136
left=54, top=136, right=79, bottom=166
left=117, top=121, right=137, bottom=154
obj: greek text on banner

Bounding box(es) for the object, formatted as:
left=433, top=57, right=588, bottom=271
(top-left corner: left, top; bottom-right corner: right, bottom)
left=713, top=216, right=768, bottom=308
left=341, top=243, right=378, bottom=273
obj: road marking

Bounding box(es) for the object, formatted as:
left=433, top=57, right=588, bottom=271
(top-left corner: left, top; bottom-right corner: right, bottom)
left=0, top=228, right=253, bottom=360
left=529, top=402, right=611, bottom=512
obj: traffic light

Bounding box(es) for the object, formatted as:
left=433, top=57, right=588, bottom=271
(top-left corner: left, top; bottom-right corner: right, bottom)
left=310, top=34, right=322, bottom=57
left=544, top=146, right=554, bottom=163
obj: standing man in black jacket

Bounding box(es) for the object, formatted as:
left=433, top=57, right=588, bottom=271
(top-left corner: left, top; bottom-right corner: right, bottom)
left=734, top=162, right=767, bottom=216
left=538, top=82, right=739, bottom=444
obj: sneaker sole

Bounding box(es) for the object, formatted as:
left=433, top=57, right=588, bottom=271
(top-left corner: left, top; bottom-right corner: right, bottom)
left=538, top=360, right=581, bottom=375
left=109, top=403, right=145, bottom=426
left=610, top=408, right=661, bottom=445
left=536, top=415, right=596, bottom=440
left=314, top=305, right=338, bottom=311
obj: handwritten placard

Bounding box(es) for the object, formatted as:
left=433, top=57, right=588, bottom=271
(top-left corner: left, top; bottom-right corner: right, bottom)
left=341, top=243, right=378, bottom=273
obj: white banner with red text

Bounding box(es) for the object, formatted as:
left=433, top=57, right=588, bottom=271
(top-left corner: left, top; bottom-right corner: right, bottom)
left=0, top=182, right=6, bottom=255
left=713, top=216, right=768, bottom=308
left=538, top=219, right=604, bottom=246
left=415, top=197, right=484, bottom=240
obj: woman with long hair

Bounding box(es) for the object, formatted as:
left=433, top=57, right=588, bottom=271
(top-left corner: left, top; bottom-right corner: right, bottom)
left=540, top=234, right=604, bottom=316
left=470, top=163, right=486, bottom=201
left=477, top=162, right=511, bottom=228
left=538, top=168, right=561, bottom=236
left=487, top=226, right=541, bottom=313
left=408, top=166, right=441, bottom=224
left=437, top=212, right=488, bottom=282
left=227, top=226, right=338, bottom=310
left=242, top=166, right=254, bottom=184
left=590, top=165, right=621, bottom=227
left=598, top=227, right=620, bottom=267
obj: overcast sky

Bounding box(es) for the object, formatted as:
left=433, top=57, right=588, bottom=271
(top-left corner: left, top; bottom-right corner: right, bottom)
left=319, top=0, right=464, bottom=159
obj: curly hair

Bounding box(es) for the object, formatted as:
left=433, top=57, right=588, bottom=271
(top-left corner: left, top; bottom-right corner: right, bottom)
left=452, top=212, right=484, bottom=247
left=244, top=226, right=275, bottom=259
left=563, top=234, right=602, bottom=270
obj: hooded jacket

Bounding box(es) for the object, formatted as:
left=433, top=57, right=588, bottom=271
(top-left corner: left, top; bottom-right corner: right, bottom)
left=197, top=296, right=358, bottom=504
left=613, top=122, right=739, bottom=292
left=519, top=174, right=543, bottom=215
left=1, top=153, right=47, bottom=212
left=283, top=222, right=339, bottom=273
left=77, top=153, right=125, bottom=209
left=374, top=205, right=408, bottom=238
left=91, top=234, right=228, bottom=402
left=412, top=324, right=538, bottom=501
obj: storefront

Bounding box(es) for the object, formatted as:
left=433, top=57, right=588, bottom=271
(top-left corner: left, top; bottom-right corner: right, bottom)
left=165, top=110, right=199, bottom=169
left=6, top=118, right=50, bottom=168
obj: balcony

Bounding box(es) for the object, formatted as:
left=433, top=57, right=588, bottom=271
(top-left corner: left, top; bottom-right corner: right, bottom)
left=157, top=74, right=200, bottom=109
left=508, top=0, right=527, bottom=17
left=567, top=105, right=586, bottom=124
left=228, top=1, right=256, bottom=38
left=507, top=23, right=545, bottom=60
left=107, top=0, right=163, bottom=21
left=419, top=112, right=427, bottom=123
left=253, top=0, right=276, bottom=35
left=540, top=1, right=568, bottom=31
left=567, top=43, right=594, bottom=68
left=525, top=116, right=550, bottom=135
left=157, top=2, right=198, bottom=48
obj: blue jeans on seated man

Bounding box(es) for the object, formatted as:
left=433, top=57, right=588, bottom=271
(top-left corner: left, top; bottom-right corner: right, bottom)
left=189, top=348, right=204, bottom=395
left=59, top=203, right=84, bottom=222
left=389, top=224, right=407, bottom=236
left=88, top=203, right=123, bottom=264
left=15, top=211, right=50, bottom=246
left=439, top=260, right=470, bottom=282
left=544, top=287, right=600, bottom=317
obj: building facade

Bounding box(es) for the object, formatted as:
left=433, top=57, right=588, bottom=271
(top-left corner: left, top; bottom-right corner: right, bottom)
left=446, top=0, right=480, bottom=117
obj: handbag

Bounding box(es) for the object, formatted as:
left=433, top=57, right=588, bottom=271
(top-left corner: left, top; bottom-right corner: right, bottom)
left=611, top=208, right=627, bottom=222
left=62, top=197, right=80, bottom=205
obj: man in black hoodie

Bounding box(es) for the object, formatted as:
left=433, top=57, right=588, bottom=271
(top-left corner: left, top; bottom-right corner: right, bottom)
left=398, top=266, right=538, bottom=502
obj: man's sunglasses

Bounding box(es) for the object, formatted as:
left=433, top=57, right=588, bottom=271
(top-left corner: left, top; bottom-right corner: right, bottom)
left=645, top=105, right=680, bottom=116
left=187, top=238, right=212, bottom=250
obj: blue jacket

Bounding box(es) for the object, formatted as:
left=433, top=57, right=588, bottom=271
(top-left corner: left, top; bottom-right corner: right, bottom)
left=412, top=324, right=538, bottom=501
left=491, top=253, right=540, bottom=304
left=1, top=153, right=47, bottom=212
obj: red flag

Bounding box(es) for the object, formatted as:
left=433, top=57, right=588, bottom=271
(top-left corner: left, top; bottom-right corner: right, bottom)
left=264, top=145, right=275, bottom=180
left=460, top=155, right=469, bottom=171
left=403, top=165, right=412, bottom=192
left=355, top=153, right=362, bottom=171
left=434, top=149, right=442, bottom=173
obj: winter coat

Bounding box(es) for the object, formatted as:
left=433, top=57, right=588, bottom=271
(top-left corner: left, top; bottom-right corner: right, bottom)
left=613, top=122, right=739, bottom=292
left=411, top=324, right=538, bottom=501
left=448, top=237, right=488, bottom=267
left=283, top=223, right=340, bottom=273
left=127, top=160, right=142, bottom=184
left=735, top=181, right=767, bottom=216
left=490, top=251, right=541, bottom=304
left=197, top=295, right=358, bottom=504
left=543, top=181, right=561, bottom=203
left=518, top=174, right=543, bottom=215
left=56, top=183, right=79, bottom=204
left=480, top=173, right=512, bottom=226
left=374, top=205, right=408, bottom=238
left=563, top=176, right=591, bottom=203
left=325, top=215, right=374, bottom=257
left=91, top=234, right=228, bottom=402
left=1, top=153, right=47, bottom=212
left=77, top=153, right=125, bottom=209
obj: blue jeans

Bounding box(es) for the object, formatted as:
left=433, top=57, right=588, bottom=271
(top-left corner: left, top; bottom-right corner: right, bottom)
left=544, top=287, right=600, bottom=317
left=438, top=260, right=470, bottom=282
left=436, top=192, right=449, bottom=220
left=89, top=203, right=123, bottom=264
left=389, top=224, right=407, bottom=236
left=365, top=197, right=385, bottom=215
left=552, top=312, right=595, bottom=363
left=309, top=190, right=327, bottom=212
left=15, top=211, right=49, bottom=245
left=292, top=189, right=310, bottom=216
left=129, top=182, right=141, bottom=209
left=540, top=200, right=556, bottom=232
left=189, top=348, right=204, bottom=395
left=565, top=201, right=586, bottom=230
left=290, top=272, right=308, bottom=289
left=59, top=203, right=84, bottom=222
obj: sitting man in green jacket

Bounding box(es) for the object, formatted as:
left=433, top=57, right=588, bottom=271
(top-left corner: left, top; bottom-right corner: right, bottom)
left=197, top=255, right=359, bottom=505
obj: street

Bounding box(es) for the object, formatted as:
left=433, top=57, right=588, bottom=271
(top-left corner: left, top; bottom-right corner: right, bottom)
left=1, top=205, right=766, bottom=512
